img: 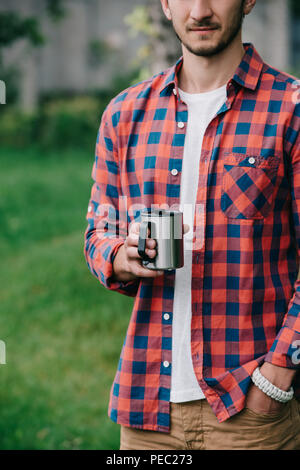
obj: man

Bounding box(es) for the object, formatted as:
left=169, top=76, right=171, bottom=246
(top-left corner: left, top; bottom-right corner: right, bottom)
left=84, top=0, right=300, bottom=450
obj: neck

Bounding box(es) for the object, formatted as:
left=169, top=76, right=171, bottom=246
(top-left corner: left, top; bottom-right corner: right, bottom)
left=178, top=36, right=245, bottom=94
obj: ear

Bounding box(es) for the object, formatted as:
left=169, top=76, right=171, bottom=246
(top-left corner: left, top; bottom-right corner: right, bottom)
left=243, top=0, right=256, bottom=16
left=160, top=0, right=172, bottom=21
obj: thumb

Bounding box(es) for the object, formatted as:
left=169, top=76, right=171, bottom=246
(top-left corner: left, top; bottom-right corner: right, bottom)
left=129, top=222, right=141, bottom=234
left=183, top=223, right=190, bottom=235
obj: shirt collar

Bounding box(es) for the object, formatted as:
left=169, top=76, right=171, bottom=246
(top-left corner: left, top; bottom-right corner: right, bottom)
left=159, top=43, right=264, bottom=96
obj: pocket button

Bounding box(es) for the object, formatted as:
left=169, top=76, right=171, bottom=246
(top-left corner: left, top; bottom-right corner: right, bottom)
left=248, top=157, right=256, bottom=165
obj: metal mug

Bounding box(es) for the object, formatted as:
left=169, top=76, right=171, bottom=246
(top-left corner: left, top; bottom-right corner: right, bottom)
left=137, top=209, right=184, bottom=271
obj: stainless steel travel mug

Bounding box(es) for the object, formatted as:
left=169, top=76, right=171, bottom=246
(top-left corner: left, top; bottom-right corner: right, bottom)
left=137, top=209, right=184, bottom=270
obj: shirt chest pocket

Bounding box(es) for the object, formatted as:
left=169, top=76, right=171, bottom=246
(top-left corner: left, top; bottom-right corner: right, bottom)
left=220, top=154, right=280, bottom=220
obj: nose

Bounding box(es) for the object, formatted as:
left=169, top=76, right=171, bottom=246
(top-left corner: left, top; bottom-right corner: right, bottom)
left=190, top=0, right=213, bottom=22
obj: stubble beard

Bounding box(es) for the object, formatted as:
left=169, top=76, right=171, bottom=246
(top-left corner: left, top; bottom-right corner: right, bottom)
left=173, top=3, right=245, bottom=58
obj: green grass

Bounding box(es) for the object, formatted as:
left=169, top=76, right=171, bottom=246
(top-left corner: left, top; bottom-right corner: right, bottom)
left=0, top=147, right=134, bottom=449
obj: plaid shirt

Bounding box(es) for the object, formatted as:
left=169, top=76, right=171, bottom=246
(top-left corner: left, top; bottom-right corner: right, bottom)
left=84, top=43, right=300, bottom=430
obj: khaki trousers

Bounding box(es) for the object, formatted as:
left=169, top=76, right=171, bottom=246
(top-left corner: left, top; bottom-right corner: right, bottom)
left=120, top=398, right=300, bottom=450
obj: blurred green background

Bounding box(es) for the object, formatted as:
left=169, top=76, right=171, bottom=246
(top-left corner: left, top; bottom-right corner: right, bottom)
left=0, top=0, right=299, bottom=450
left=0, top=146, right=134, bottom=449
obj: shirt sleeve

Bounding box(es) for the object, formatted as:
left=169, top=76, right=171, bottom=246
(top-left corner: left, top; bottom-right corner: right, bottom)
left=265, top=102, right=300, bottom=369
left=84, top=103, right=140, bottom=297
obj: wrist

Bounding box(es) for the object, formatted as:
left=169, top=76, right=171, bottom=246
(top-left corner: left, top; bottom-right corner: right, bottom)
left=260, top=362, right=296, bottom=391
left=251, top=365, right=294, bottom=403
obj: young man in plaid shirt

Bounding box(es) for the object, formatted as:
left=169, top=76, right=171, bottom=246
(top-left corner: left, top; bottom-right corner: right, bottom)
left=84, top=0, right=300, bottom=449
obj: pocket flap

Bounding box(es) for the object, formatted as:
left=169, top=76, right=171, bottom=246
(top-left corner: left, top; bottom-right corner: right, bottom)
left=223, top=154, right=280, bottom=170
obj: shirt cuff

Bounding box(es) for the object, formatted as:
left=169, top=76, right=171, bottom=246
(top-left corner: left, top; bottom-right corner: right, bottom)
left=100, top=238, right=140, bottom=297
left=264, top=325, right=300, bottom=369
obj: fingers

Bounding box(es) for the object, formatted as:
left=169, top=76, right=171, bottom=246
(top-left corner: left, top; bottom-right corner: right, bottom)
left=125, top=222, right=163, bottom=278
left=125, top=221, right=190, bottom=279
left=129, top=222, right=141, bottom=235
left=127, top=222, right=190, bottom=259
left=126, top=244, right=156, bottom=261
left=130, top=262, right=164, bottom=278
left=127, top=222, right=156, bottom=251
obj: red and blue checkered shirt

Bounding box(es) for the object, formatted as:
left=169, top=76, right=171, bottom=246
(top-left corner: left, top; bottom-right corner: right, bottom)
left=84, top=43, right=300, bottom=430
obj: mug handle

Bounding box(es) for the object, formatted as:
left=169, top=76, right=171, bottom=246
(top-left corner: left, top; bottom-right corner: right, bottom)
left=138, top=220, right=153, bottom=262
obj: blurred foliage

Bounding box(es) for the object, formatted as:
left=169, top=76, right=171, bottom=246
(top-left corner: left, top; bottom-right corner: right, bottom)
left=87, top=39, right=116, bottom=68
left=0, top=67, right=139, bottom=150
left=291, top=0, right=300, bottom=17
left=124, top=6, right=158, bottom=39
left=0, top=0, right=66, bottom=105
left=0, top=1, right=65, bottom=50
left=290, top=0, right=300, bottom=77
left=124, top=1, right=180, bottom=84
left=0, top=62, right=20, bottom=104
left=46, top=0, right=66, bottom=20
left=0, top=12, right=44, bottom=48
left=37, top=96, right=101, bottom=151
left=0, top=99, right=99, bottom=151
left=0, top=147, right=131, bottom=449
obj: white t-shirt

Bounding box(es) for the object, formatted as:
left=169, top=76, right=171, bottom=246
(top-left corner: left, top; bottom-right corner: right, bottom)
left=170, top=84, right=227, bottom=403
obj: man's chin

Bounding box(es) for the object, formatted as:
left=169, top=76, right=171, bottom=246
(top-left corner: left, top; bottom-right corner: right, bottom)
left=184, top=43, right=226, bottom=58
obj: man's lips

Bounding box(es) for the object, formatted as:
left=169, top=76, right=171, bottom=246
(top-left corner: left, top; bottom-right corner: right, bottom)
left=188, top=24, right=220, bottom=32
left=189, top=27, right=218, bottom=31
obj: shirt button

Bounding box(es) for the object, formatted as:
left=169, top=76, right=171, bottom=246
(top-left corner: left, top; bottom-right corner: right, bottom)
left=171, top=168, right=178, bottom=176
left=163, top=361, right=170, bottom=368
left=248, top=157, right=255, bottom=164
left=163, top=313, right=170, bottom=321
left=177, top=121, right=185, bottom=129
left=173, top=88, right=177, bottom=95
left=88, top=205, right=92, bottom=213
